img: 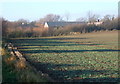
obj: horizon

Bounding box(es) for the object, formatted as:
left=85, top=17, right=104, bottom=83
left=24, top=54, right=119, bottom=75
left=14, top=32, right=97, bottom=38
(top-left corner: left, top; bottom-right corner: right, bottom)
left=1, top=0, right=119, bottom=22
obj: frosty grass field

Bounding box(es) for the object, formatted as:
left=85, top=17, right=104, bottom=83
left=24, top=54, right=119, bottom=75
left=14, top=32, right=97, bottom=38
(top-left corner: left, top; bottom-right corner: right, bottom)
left=10, top=31, right=119, bottom=82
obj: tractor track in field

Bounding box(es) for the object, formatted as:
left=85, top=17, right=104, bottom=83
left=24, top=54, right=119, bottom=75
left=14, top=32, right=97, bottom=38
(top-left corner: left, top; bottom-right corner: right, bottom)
left=7, top=43, right=56, bottom=82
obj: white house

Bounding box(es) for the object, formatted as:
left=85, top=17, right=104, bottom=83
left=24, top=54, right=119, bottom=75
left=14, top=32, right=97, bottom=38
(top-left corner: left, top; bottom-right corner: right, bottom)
left=87, top=19, right=103, bottom=26
left=87, top=21, right=103, bottom=26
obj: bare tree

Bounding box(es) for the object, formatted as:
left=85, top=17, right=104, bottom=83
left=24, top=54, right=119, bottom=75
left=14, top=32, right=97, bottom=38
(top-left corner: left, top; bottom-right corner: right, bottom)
left=38, top=14, right=63, bottom=23
left=64, top=12, right=70, bottom=21
left=44, top=14, right=62, bottom=22
left=102, top=15, right=113, bottom=22
left=17, top=19, right=29, bottom=23
left=87, top=11, right=100, bottom=23
left=76, top=17, right=87, bottom=22
left=2, top=18, right=8, bottom=37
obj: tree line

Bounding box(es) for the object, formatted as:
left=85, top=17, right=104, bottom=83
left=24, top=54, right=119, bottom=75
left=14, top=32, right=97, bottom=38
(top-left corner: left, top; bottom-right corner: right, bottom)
left=1, top=13, right=120, bottom=38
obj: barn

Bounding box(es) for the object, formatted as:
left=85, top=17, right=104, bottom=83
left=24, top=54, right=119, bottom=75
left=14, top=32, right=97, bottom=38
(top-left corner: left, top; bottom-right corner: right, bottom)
left=44, top=21, right=86, bottom=28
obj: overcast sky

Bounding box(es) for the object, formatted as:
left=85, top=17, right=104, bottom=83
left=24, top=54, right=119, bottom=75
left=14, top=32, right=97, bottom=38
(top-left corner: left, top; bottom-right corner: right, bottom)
left=0, top=0, right=119, bottom=21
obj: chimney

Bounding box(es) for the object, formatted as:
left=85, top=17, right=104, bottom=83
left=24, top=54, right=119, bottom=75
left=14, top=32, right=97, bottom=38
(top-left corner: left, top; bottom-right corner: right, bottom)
left=98, top=19, right=100, bottom=22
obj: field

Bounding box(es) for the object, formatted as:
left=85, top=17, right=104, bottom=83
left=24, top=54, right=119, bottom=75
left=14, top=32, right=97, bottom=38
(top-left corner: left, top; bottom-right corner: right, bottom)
left=10, top=31, right=119, bottom=82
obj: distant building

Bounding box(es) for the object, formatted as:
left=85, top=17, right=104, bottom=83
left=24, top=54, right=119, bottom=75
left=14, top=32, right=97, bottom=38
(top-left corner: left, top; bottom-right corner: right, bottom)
left=44, top=21, right=86, bottom=28
left=87, top=21, right=103, bottom=26
left=44, top=21, right=103, bottom=28
left=87, top=19, right=103, bottom=26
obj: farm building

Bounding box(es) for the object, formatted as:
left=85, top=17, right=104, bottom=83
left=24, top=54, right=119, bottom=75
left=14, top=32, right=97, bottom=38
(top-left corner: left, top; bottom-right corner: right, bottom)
left=44, top=21, right=86, bottom=28
left=87, top=21, right=103, bottom=26
left=44, top=20, right=103, bottom=28
left=87, top=19, right=103, bottom=26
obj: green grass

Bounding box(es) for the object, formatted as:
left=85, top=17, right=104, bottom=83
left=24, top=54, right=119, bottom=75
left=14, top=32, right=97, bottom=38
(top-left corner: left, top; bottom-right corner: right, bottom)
left=10, top=31, right=119, bottom=82
left=2, top=48, right=49, bottom=83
